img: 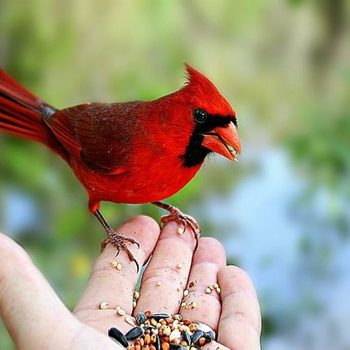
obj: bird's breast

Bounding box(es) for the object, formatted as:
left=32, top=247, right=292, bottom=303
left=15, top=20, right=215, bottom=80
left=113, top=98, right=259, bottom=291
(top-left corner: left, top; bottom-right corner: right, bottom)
left=71, top=155, right=202, bottom=204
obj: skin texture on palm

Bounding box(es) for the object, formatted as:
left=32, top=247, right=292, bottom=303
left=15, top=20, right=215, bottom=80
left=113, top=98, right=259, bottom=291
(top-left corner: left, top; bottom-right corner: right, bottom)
left=0, top=217, right=261, bottom=350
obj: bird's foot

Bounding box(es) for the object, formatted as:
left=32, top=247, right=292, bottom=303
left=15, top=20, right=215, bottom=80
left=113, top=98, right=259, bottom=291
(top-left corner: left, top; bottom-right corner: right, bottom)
left=153, top=202, right=201, bottom=248
left=101, top=230, right=140, bottom=272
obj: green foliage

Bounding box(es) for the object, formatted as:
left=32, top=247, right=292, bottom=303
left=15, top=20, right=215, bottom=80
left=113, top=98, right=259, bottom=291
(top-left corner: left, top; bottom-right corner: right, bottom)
left=289, top=95, right=350, bottom=188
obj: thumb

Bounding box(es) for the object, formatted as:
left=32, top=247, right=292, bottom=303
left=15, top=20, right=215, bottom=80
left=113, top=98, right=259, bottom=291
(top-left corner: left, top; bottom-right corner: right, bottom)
left=0, top=233, right=79, bottom=349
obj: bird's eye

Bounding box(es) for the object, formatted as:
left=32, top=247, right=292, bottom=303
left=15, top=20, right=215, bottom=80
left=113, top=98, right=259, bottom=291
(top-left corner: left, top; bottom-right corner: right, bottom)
left=194, top=109, right=207, bottom=123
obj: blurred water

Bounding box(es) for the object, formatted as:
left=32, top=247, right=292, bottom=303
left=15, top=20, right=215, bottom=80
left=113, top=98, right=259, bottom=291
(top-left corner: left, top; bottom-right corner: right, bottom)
left=203, top=148, right=350, bottom=350
left=205, top=150, right=303, bottom=300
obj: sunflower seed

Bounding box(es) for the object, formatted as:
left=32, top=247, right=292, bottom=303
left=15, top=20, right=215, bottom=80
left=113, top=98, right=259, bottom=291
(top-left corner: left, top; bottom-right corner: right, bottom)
left=183, top=331, right=191, bottom=345
left=125, top=326, right=144, bottom=341
left=136, top=311, right=147, bottom=325
left=204, top=330, right=216, bottom=341
left=151, top=312, right=171, bottom=320
left=169, top=345, right=187, bottom=350
left=191, top=330, right=204, bottom=344
left=155, top=335, right=161, bottom=350
left=108, top=327, right=128, bottom=347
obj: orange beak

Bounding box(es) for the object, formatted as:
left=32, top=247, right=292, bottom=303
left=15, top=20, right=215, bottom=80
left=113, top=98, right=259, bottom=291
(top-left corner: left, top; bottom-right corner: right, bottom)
left=202, top=122, right=241, bottom=160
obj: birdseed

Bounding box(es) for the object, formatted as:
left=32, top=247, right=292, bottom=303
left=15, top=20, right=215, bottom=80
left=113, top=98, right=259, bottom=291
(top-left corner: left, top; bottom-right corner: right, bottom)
left=206, top=283, right=221, bottom=294
left=177, top=227, right=185, bottom=235
left=117, top=308, right=126, bottom=316
left=99, top=301, right=109, bottom=310
left=108, top=311, right=214, bottom=349
left=111, top=261, right=123, bottom=271
left=188, top=281, right=196, bottom=288
left=125, top=316, right=137, bottom=326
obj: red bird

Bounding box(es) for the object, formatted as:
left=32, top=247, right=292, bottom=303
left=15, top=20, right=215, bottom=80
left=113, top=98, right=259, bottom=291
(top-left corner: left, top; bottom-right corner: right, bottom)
left=0, top=65, right=240, bottom=270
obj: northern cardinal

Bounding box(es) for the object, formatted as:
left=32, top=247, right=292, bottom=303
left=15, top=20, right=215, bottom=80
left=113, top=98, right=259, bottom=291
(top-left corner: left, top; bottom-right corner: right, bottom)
left=0, top=65, right=240, bottom=270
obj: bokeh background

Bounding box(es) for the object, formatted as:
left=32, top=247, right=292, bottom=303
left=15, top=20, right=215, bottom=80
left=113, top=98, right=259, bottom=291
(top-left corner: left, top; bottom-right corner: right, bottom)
left=0, top=0, right=349, bottom=349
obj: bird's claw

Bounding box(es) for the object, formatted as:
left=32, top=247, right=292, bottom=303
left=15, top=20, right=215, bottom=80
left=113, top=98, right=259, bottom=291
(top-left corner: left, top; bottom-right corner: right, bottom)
left=101, top=230, right=140, bottom=273
left=160, top=209, right=201, bottom=249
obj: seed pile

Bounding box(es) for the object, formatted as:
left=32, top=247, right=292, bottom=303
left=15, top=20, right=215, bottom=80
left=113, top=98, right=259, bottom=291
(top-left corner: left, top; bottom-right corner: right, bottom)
left=108, top=311, right=214, bottom=349
left=112, top=260, right=123, bottom=271
left=205, top=283, right=221, bottom=295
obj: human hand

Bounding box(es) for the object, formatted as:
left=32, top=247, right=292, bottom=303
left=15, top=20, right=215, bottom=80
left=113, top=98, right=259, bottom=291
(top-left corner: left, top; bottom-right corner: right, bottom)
left=0, top=215, right=261, bottom=349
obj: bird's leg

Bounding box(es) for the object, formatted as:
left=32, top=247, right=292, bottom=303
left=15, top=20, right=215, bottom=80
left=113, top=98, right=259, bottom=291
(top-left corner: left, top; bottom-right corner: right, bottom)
left=93, top=209, right=140, bottom=272
left=151, top=201, right=201, bottom=249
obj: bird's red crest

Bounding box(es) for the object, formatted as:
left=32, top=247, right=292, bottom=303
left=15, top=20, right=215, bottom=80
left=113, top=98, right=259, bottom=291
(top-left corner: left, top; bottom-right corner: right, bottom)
left=182, top=64, right=235, bottom=117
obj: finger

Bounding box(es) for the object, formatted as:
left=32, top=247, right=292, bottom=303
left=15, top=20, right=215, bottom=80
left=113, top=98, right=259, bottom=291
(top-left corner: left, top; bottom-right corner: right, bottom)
left=217, top=266, right=261, bottom=350
left=180, top=238, right=226, bottom=331
left=135, top=221, right=196, bottom=315
left=74, top=215, right=160, bottom=332
left=0, top=233, right=80, bottom=349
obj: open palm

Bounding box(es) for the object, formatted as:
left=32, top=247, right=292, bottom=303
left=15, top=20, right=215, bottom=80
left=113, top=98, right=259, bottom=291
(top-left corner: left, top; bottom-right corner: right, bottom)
left=0, top=216, right=261, bottom=349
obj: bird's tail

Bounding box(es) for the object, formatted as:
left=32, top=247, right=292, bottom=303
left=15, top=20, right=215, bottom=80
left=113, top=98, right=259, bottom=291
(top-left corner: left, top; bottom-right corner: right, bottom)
left=0, top=68, right=67, bottom=159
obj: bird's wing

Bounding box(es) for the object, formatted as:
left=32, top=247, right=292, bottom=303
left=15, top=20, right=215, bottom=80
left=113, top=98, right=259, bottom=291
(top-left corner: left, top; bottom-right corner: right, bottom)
left=48, top=102, right=138, bottom=172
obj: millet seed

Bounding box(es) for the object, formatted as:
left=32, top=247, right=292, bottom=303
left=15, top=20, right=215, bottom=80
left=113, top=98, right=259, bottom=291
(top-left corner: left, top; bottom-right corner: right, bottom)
left=99, top=302, right=109, bottom=310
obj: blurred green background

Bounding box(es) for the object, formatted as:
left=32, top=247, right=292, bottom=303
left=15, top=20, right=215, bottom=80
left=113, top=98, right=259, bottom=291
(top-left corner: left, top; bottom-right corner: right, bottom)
left=0, top=0, right=349, bottom=349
